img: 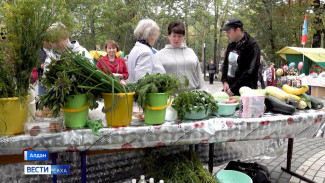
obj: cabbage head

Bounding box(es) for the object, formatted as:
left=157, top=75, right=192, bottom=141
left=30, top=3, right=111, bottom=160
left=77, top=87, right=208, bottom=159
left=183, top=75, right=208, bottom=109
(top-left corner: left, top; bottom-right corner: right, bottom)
left=212, top=91, right=229, bottom=99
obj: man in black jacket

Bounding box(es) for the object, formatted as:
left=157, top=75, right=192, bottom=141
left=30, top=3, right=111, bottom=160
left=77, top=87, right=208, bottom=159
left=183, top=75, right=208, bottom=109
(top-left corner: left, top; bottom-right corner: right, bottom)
left=220, top=18, right=260, bottom=96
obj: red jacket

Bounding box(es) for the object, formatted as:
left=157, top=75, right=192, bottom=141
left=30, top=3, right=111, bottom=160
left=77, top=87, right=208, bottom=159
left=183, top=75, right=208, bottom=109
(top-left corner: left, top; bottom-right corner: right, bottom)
left=97, top=55, right=128, bottom=79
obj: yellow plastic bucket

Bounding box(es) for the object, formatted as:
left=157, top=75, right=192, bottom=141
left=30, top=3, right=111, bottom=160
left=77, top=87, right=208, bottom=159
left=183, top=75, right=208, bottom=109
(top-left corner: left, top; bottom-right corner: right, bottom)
left=144, top=93, right=171, bottom=125
left=0, top=97, right=28, bottom=135
left=61, top=94, right=89, bottom=128
left=102, top=92, right=135, bottom=127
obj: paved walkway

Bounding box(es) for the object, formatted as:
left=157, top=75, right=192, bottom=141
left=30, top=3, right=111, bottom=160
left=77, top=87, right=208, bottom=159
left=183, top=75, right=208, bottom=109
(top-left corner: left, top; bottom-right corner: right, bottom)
left=212, top=138, right=325, bottom=183
left=205, top=80, right=325, bottom=183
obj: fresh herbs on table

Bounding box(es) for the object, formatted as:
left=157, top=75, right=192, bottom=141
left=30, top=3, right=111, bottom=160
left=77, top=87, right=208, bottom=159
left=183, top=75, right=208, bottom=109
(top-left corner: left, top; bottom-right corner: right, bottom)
left=68, top=51, right=128, bottom=94
left=37, top=52, right=102, bottom=117
left=38, top=50, right=134, bottom=117
left=172, top=90, right=218, bottom=121
left=134, top=73, right=189, bottom=111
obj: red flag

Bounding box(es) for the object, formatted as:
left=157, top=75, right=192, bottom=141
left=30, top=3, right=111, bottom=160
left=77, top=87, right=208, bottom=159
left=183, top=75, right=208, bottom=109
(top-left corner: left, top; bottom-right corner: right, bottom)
left=301, top=15, right=307, bottom=45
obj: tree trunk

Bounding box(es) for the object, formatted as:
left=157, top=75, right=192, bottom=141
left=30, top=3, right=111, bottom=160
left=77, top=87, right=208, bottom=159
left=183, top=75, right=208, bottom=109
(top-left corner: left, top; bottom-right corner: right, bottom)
left=156, top=16, right=165, bottom=50
left=312, top=0, right=323, bottom=48
left=323, top=3, right=325, bottom=48
left=217, top=0, right=229, bottom=73
left=262, top=0, right=276, bottom=61
left=217, top=20, right=224, bottom=71
left=184, top=0, right=189, bottom=46
left=122, top=29, right=128, bottom=52
left=323, top=31, right=325, bottom=48
left=90, top=12, right=96, bottom=50
left=214, top=0, right=219, bottom=73
left=201, top=3, right=208, bottom=76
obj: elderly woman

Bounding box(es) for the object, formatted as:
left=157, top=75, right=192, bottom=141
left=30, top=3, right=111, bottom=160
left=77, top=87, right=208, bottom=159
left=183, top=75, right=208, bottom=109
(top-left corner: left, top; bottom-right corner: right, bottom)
left=127, top=19, right=166, bottom=82
left=38, top=22, right=93, bottom=95
left=97, top=40, right=128, bottom=79
left=155, top=20, right=205, bottom=90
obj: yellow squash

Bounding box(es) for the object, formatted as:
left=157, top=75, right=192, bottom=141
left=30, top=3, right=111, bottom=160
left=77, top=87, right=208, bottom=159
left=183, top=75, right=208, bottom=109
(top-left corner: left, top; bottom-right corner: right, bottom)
left=282, top=84, right=309, bottom=95
left=265, top=86, right=290, bottom=102
left=287, top=93, right=301, bottom=102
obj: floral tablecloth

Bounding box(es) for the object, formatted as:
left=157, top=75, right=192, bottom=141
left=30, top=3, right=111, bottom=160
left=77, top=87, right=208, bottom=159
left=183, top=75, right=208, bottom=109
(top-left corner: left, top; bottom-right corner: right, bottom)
left=0, top=110, right=324, bottom=155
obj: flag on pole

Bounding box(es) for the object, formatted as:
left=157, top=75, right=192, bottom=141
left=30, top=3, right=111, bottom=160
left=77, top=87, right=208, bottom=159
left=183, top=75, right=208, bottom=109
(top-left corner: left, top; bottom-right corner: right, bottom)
left=301, top=14, right=307, bottom=45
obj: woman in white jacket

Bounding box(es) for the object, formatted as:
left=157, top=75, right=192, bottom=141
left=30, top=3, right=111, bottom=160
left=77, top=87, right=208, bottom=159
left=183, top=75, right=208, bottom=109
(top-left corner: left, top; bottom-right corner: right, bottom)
left=155, top=20, right=205, bottom=90
left=127, top=19, right=166, bottom=82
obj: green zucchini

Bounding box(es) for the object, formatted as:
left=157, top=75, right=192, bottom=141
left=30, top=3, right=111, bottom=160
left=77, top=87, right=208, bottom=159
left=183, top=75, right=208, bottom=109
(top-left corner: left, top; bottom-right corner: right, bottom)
left=265, top=96, right=296, bottom=114
left=299, top=93, right=312, bottom=109
left=286, top=97, right=299, bottom=108
left=309, top=95, right=324, bottom=109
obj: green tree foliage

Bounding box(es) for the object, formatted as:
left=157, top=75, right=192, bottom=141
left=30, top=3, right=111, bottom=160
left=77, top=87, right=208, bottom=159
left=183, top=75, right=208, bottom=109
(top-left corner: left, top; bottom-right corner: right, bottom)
left=0, top=0, right=71, bottom=97
left=237, top=0, right=324, bottom=65
left=1, top=0, right=324, bottom=74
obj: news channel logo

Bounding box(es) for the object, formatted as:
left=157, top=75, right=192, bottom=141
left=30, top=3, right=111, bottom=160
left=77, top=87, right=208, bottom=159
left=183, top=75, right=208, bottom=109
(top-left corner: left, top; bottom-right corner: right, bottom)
left=24, top=151, right=69, bottom=175
left=24, top=151, right=49, bottom=161
left=24, top=165, right=70, bottom=175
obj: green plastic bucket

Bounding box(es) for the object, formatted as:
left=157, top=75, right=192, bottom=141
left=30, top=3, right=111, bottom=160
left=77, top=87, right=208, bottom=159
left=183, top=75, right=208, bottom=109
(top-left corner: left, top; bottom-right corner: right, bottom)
left=62, top=94, right=88, bottom=128
left=144, top=93, right=170, bottom=125
left=215, top=170, right=252, bottom=183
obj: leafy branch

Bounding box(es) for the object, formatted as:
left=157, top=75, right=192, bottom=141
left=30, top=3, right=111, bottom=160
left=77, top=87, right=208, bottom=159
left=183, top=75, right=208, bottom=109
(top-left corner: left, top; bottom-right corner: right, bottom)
left=37, top=51, right=102, bottom=117
left=0, top=0, right=71, bottom=98
left=37, top=49, right=135, bottom=117
left=172, top=90, right=218, bottom=121
left=134, top=73, right=189, bottom=111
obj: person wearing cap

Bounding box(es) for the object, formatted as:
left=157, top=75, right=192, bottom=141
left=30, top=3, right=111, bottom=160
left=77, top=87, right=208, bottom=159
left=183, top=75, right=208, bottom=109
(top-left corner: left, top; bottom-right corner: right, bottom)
left=266, top=62, right=276, bottom=86
left=220, top=18, right=261, bottom=96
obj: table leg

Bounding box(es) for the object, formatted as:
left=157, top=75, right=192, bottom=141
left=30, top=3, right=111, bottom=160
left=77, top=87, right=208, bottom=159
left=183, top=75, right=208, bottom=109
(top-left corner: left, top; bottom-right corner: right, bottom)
left=281, top=138, right=315, bottom=183
left=195, top=144, right=199, bottom=151
left=209, top=143, right=214, bottom=174
left=81, top=151, right=87, bottom=183
left=189, top=144, right=193, bottom=151
left=52, top=153, right=57, bottom=183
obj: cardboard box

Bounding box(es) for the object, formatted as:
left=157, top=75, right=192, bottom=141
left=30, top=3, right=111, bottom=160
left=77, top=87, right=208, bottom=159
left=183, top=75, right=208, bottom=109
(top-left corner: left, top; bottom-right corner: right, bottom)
left=311, top=86, right=325, bottom=98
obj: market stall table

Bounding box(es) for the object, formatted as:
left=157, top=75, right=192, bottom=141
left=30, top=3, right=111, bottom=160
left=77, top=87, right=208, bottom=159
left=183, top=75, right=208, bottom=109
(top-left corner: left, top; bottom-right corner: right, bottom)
left=301, top=74, right=325, bottom=98
left=0, top=109, right=324, bottom=182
